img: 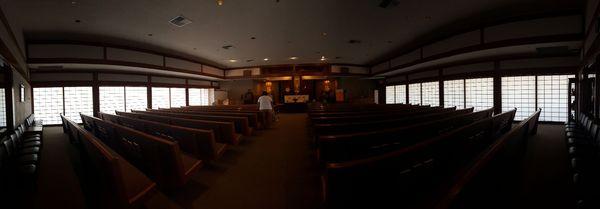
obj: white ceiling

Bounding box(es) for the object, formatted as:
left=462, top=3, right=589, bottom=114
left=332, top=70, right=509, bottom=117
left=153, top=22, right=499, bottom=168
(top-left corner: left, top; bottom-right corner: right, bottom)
left=0, top=0, right=581, bottom=68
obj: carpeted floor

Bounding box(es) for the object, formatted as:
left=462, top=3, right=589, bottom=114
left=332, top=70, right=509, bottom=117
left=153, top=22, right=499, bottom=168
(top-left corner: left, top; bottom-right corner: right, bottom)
left=519, top=124, right=572, bottom=209
left=32, top=117, right=569, bottom=209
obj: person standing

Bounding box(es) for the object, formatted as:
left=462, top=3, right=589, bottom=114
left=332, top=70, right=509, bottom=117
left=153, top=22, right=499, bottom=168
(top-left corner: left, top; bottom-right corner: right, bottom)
left=243, top=89, right=254, bottom=104
left=257, top=91, right=274, bottom=127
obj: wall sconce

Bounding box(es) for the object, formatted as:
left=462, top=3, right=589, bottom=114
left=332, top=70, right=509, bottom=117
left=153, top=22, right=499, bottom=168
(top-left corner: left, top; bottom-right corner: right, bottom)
left=265, top=81, right=272, bottom=93
left=324, top=80, right=331, bottom=92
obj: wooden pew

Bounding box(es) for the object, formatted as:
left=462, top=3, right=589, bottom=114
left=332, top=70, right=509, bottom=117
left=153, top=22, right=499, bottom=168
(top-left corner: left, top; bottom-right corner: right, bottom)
left=317, top=108, right=494, bottom=163
left=64, top=116, right=156, bottom=209
left=153, top=108, right=263, bottom=130
left=99, top=112, right=226, bottom=161
left=321, top=116, right=497, bottom=208
left=430, top=110, right=537, bottom=209
left=313, top=107, right=469, bottom=136
left=179, top=107, right=268, bottom=128
left=309, top=107, right=445, bottom=124
left=116, top=111, right=241, bottom=145
left=134, top=110, right=253, bottom=136
left=80, top=114, right=203, bottom=189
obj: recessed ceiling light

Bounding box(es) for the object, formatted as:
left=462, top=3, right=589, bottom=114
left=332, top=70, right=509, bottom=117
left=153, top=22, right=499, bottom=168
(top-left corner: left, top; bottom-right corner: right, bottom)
left=263, top=58, right=269, bottom=61
left=289, top=56, right=298, bottom=60
left=228, top=59, right=237, bottom=62
left=320, top=56, right=326, bottom=61
left=217, top=0, right=224, bottom=6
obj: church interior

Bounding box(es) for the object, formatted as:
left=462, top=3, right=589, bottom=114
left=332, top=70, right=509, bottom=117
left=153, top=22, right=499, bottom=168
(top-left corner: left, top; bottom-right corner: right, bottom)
left=0, top=0, right=599, bottom=209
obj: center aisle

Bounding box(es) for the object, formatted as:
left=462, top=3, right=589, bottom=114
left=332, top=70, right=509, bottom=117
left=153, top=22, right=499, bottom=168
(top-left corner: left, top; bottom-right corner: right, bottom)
left=158, top=113, right=322, bottom=209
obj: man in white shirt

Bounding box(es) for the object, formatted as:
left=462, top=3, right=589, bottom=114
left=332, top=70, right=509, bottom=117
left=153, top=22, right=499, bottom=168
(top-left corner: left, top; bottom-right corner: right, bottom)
left=257, top=91, right=274, bottom=127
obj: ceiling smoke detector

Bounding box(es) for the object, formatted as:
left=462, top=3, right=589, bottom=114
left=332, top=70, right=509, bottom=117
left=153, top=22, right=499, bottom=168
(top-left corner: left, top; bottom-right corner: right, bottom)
left=169, top=15, right=192, bottom=27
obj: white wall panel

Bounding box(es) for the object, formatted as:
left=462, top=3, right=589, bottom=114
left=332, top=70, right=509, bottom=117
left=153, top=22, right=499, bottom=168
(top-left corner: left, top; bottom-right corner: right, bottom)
left=371, top=62, right=390, bottom=73
left=98, top=73, right=148, bottom=82
left=31, top=73, right=93, bottom=81
left=485, top=15, right=582, bottom=43
left=165, top=57, right=202, bottom=72
left=391, top=49, right=421, bottom=67
left=28, top=44, right=104, bottom=59
left=106, top=47, right=163, bottom=66
left=331, top=65, right=369, bottom=74
left=203, top=65, right=224, bottom=76
left=443, top=62, right=494, bottom=75
left=409, top=70, right=438, bottom=80
left=387, top=76, right=407, bottom=83
left=152, top=76, right=186, bottom=84
left=225, top=68, right=260, bottom=77
left=500, top=56, right=580, bottom=70
left=188, top=79, right=211, bottom=86
left=423, top=30, right=480, bottom=57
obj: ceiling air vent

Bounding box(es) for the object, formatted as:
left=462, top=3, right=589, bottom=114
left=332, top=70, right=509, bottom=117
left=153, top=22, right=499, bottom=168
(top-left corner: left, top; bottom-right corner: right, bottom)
left=170, top=15, right=192, bottom=27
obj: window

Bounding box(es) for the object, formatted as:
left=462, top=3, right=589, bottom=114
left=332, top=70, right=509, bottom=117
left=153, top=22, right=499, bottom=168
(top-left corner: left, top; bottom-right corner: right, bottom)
left=189, top=88, right=212, bottom=106
left=444, top=80, right=465, bottom=109
left=385, top=86, right=395, bottom=104
left=394, top=85, right=406, bottom=104
left=189, top=88, right=202, bottom=106
left=408, top=83, right=421, bottom=105
left=152, top=87, right=170, bottom=109
left=0, top=89, right=6, bottom=128
left=64, top=87, right=93, bottom=123
left=502, top=76, right=536, bottom=120
left=421, top=82, right=439, bottom=106
left=125, top=87, right=147, bottom=112
left=537, top=75, right=574, bottom=122
left=170, top=88, right=186, bottom=108
left=99, top=87, right=125, bottom=114
left=33, top=87, right=64, bottom=125
left=465, top=78, right=493, bottom=111
left=208, top=88, right=215, bottom=105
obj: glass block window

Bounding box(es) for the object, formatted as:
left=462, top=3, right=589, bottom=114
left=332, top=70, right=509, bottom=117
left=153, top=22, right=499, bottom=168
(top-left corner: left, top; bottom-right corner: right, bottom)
left=537, top=75, right=574, bottom=122
left=408, top=83, right=421, bottom=105
left=33, top=87, right=64, bottom=125
left=385, top=86, right=395, bottom=104
left=170, top=88, right=186, bottom=108
left=394, top=85, right=406, bottom=104
left=421, top=82, right=439, bottom=106
left=100, top=87, right=125, bottom=114
left=188, top=88, right=212, bottom=106
left=152, top=87, right=170, bottom=109
left=465, top=78, right=494, bottom=111
left=125, top=87, right=147, bottom=112
left=64, top=87, right=93, bottom=123
left=0, top=89, right=6, bottom=128
left=208, top=88, right=215, bottom=105
left=502, top=76, right=536, bottom=120
left=444, top=79, right=465, bottom=109
left=189, top=88, right=202, bottom=106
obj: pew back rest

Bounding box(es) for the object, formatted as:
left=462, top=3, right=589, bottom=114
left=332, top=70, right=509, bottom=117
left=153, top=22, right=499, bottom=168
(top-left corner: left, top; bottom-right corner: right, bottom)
left=525, top=109, right=542, bottom=135
left=67, top=115, right=156, bottom=208
left=116, top=111, right=235, bottom=144
left=101, top=112, right=217, bottom=160
left=492, top=108, right=517, bottom=137
left=81, top=114, right=194, bottom=188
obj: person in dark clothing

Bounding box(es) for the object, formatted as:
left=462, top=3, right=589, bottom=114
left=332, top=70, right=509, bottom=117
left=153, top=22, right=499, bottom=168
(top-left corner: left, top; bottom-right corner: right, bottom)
left=243, top=89, right=254, bottom=104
